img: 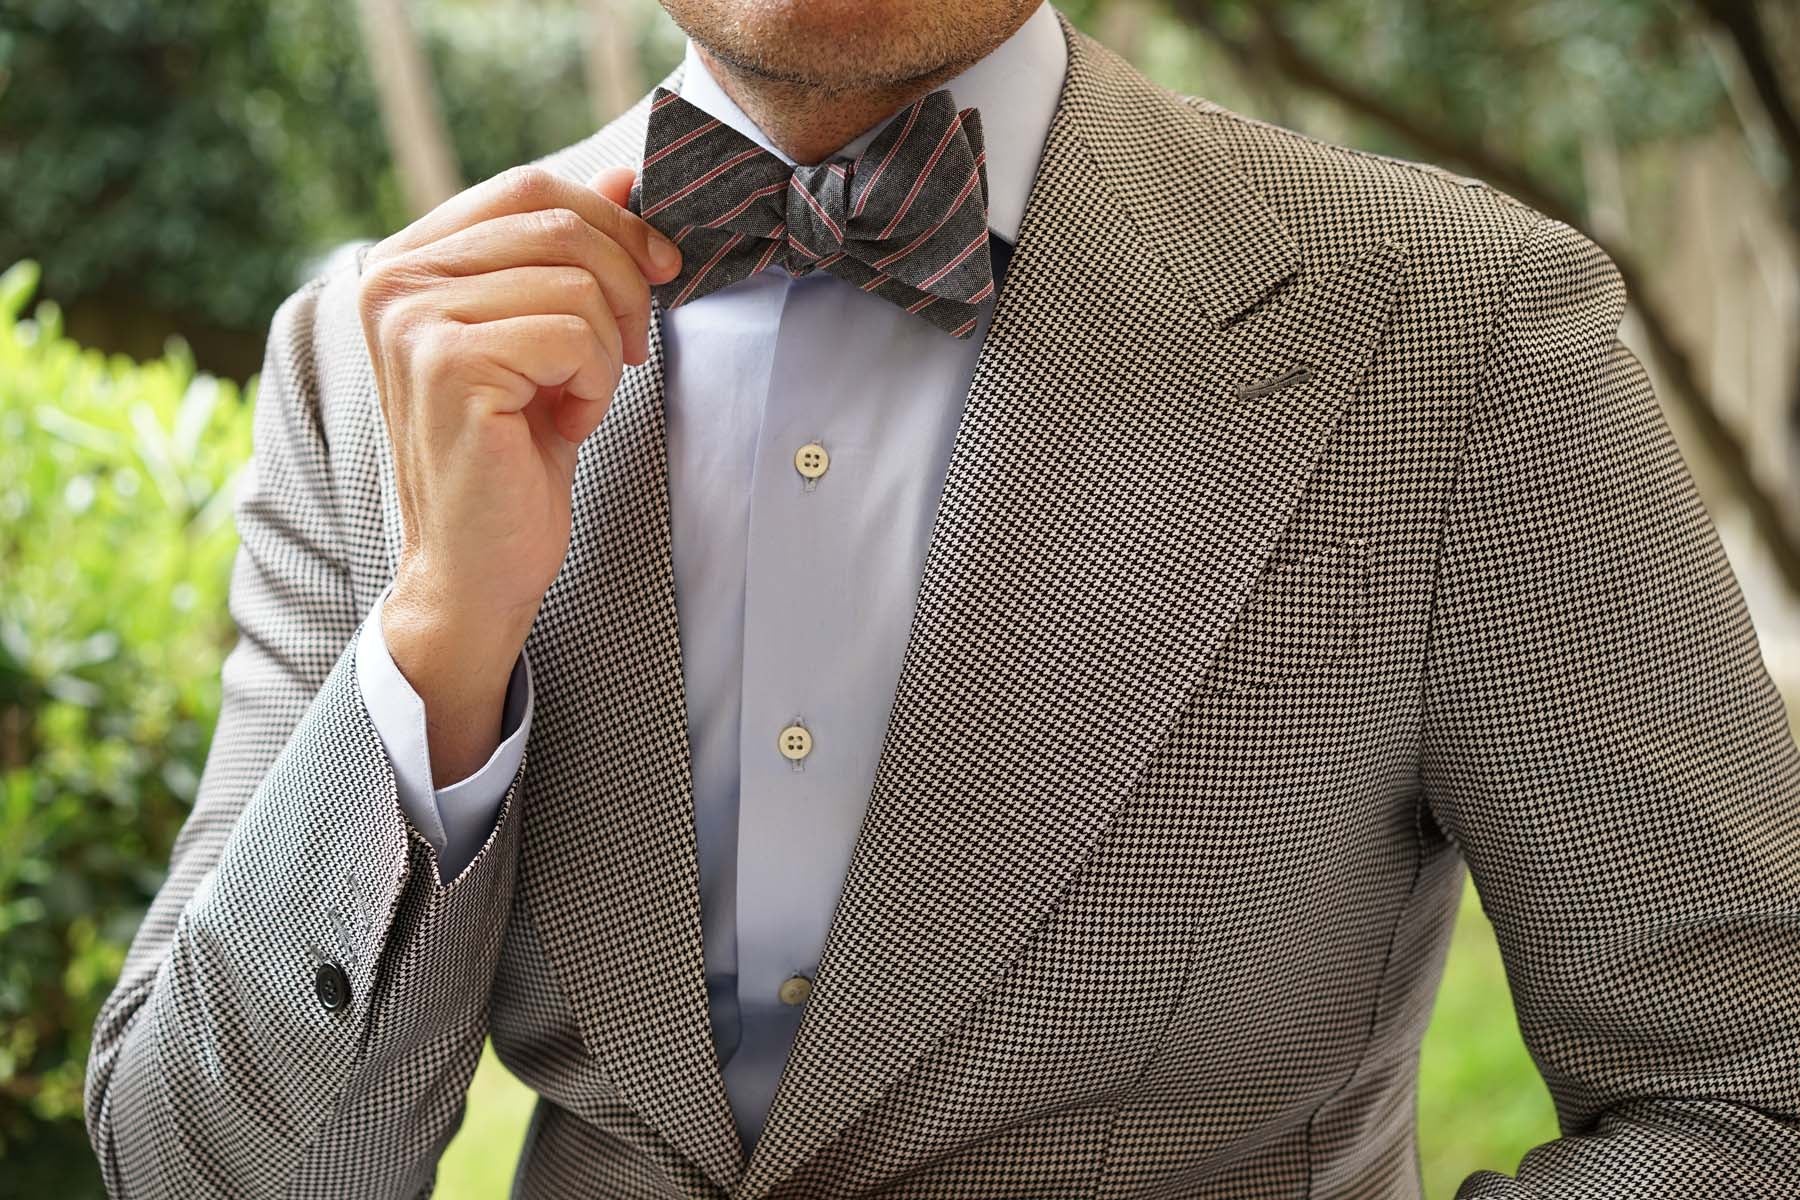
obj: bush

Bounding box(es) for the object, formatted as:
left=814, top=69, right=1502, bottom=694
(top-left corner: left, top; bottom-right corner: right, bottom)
left=0, top=0, right=682, bottom=349
left=0, top=258, right=254, bottom=1190
left=0, top=2, right=397, bottom=335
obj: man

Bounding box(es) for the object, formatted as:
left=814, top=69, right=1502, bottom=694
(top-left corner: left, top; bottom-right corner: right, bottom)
left=84, top=0, right=1800, bottom=1196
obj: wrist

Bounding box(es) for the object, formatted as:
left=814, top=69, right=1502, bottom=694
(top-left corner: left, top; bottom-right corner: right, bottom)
left=384, top=560, right=537, bottom=676
left=381, top=570, right=534, bottom=786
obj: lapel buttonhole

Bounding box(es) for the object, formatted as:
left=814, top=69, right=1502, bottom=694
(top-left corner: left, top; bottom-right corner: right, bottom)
left=1235, top=363, right=1315, bottom=401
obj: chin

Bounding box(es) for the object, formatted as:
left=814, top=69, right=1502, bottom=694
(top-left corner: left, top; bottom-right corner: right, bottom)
left=719, top=0, right=918, bottom=37
left=663, top=0, right=1011, bottom=89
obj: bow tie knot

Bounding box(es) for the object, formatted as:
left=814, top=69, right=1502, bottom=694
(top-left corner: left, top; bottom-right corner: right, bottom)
left=629, top=86, right=997, bottom=338
left=784, top=162, right=850, bottom=272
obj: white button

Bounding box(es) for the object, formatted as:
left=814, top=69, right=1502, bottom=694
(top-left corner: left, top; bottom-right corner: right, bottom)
left=778, top=975, right=812, bottom=1006
left=794, top=442, right=829, bottom=480
left=778, top=723, right=812, bottom=760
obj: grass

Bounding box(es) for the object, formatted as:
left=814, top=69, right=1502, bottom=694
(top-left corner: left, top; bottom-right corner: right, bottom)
left=438, top=875, right=1558, bottom=1198
left=1415, top=878, right=1561, bottom=1193
left=440, top=1039, right=540, bottom=1196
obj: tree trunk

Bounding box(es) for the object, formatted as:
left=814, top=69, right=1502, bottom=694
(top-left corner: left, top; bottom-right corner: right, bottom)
left=356, top=0, right=463, bottom=217
left=585, top=0, right=645, bottom=129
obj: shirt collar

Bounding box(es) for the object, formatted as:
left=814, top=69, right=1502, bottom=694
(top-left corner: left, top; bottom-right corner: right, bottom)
left=667, top=1, right=1068, bottom=245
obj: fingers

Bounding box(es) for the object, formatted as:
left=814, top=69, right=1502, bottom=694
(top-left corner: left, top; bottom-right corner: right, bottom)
left=428, top=264, right=616, bottom=344
left=544, top=385, right=612, bottom=447
left=370, top=163, right=683, bottom=289
left=388, top=209, right=654, bottom=364
left=357, top=162, right=685, bottom=455
left=429, top=265, right=627, bottom=401
left=431, top=313, right=621, bottom=440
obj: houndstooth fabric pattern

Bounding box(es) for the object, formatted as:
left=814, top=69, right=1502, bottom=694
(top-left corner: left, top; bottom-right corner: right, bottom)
left=627, top=86, right=995, bottom=337
left=85, top=10, right=1800, bottom=1199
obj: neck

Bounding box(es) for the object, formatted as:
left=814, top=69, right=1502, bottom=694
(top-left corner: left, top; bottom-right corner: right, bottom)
left=692, top=46, right=961, bottom=165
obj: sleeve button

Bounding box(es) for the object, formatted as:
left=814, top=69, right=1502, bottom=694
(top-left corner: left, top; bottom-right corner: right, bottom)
left=314, top=961, right=351, bottom=1012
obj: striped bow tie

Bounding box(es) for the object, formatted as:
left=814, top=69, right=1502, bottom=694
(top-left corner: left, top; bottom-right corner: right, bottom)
left=628, top=86, right=996, bottom=338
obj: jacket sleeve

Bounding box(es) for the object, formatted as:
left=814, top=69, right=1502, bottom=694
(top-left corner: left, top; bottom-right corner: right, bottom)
left=83, top=260, right=531, bottom=1198
left=1419, top=213, right=1800, bottom=1198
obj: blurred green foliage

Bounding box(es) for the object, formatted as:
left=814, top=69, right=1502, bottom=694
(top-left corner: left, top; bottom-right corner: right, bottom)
left=1066, top=0, right=1730, bottom=232
left=0, top=0, right=678, bottom=348
left=0, top=2, right=393, bottom=333
left=0, top=258, right=253, bottom=1186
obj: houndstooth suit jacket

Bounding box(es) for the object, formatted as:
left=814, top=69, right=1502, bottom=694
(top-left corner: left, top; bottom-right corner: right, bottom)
left=85, top=11, right=1800, bottom=1199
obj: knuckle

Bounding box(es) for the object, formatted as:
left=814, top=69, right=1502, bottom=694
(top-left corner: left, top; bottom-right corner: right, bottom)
left=532, top=206, right=587, bottom=250
left=388, top=297, right=444, bottom=357
left=497, top=163, right=557, bottom=208
left=358, top=254, right=431, bottom=321
left=553, top=312, right=592, bottom=343
left=422, top=311, right=463, bottom=356
left=356, top=261, right=401, bottom=316
left=412, top=324, right=461, bottom=389
left=557, top=264, right=604, bottom=305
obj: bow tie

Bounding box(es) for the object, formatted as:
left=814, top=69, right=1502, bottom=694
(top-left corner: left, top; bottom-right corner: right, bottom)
left=628, top=86, right=996, bottom=338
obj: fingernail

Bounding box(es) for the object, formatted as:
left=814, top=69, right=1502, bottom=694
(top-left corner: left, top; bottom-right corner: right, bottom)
left=649, top=233, right=681, bottom=276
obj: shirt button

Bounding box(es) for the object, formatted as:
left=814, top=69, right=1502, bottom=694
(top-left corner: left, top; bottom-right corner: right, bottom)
left=778, top=975, right=813, bottom=1006
left=778, top=722, right=812, bottom=760
left=793, top=442, right=829, bottom=480
left=314, top=961, right=350, bottom=1012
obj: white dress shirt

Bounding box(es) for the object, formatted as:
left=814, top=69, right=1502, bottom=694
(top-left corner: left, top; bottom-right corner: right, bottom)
left=356, top=0, right=1068, bottom=1154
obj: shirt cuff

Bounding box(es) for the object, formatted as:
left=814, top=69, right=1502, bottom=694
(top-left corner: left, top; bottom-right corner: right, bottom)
left=355, top=583, right=533, bottom=884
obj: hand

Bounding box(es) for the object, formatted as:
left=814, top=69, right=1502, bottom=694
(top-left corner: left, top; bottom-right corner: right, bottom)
left=356, top=163, right=681, bottom=785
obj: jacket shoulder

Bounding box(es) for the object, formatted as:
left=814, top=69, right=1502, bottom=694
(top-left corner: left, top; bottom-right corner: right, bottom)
left=1180, top=96, right=1546, bottom=261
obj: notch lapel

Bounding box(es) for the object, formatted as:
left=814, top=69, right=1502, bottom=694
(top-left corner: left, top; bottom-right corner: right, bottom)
left=734, top=17, right=1410, bottom=1198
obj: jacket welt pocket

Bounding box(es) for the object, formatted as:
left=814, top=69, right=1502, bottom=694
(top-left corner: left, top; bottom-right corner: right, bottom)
left=1197, top=537, right=1370, bottom=695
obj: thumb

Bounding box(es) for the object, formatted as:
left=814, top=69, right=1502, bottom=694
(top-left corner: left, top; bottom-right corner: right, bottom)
left=591, top=165, right=637, bottom=210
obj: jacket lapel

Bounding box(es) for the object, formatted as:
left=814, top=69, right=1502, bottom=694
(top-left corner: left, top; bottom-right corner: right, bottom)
left=517, top=299, right=748, bottom=1196
left=733, top=17, right=1410, bottom=1199
left=513, top=73, right=748, bottom=1200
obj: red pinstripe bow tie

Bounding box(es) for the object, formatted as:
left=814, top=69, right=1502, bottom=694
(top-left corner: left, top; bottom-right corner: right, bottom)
left=627, top=86, right=996, bottom=338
